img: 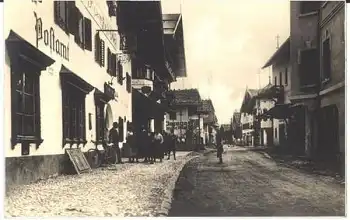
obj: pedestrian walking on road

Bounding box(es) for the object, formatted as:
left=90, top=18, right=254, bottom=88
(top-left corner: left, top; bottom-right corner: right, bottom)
left=138, top=127, right=149, bottom=163
left=109, top=122, right=123, bottom=164
left=216, top=126, right=224, bottom=164
left=167, top=129, right=177, bottom=160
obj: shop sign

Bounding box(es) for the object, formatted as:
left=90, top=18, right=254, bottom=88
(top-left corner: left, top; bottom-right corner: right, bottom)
left=104, top=83, right=116, bottom=100
left=34, top=13, right=69, bottom=61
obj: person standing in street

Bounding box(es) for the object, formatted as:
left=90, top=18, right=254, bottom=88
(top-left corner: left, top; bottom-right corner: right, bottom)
left=167, top=129, right=177, bottom=160
left=109, top=122, right=123, bottom=164
left=126, top=129, right=138, bottom=163
left=154, top=130, right=164, bottom=163
left=216, top=126, right=224, bottom=164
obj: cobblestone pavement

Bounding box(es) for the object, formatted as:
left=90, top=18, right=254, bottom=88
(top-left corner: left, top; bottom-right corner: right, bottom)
left=169, top=147, right=345, bottom=216
left=5, top=151, right=193, bottom=217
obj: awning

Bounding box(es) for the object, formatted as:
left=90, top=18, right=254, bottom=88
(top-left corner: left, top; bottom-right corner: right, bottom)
left=263, top=104, right=292, bottom=119
left=60, top=65, right=94, bottom=94
left=6, top=30, right=55, bottom=70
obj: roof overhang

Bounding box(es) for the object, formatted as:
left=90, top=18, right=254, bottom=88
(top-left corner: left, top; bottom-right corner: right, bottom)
left=262, top=37, right=290, bottom=69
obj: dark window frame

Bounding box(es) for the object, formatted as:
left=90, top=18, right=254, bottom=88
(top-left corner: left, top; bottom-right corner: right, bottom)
left=95, top=101, right=105, bottom=144
left=298, top=48, right=319, bottom=88
left=126, top=72, right=131, bottom=93
left=62, top=84, right=87, bottom=146
left=94, top=33, right=105, bottom=67
left=117, top=61, right=123, bottom=85
left=11, top=59, right=43, bottom=149
left=299, top=1, right=320, bottom=15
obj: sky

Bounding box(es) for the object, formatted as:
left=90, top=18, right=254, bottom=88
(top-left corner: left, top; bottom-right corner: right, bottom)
left=161, top=0, right=290, bottom=124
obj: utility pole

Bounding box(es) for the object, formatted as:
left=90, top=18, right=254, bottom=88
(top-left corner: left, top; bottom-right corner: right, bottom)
left=276, top=34, right=280, bottom=49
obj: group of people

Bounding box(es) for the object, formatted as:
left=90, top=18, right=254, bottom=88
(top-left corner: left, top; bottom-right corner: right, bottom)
left=108, top=123, right=178, bottom=164
left=118, top=125, right=176, bottom=164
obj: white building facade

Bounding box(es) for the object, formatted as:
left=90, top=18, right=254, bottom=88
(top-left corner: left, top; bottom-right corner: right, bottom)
left=5, top=0, right=132, bottom=186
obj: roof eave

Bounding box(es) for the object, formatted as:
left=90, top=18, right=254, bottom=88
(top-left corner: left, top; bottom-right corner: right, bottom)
left=261, top=37, right=290, bottom=69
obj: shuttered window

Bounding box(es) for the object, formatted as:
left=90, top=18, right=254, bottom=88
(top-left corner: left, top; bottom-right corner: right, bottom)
left=117, top=61, right=123, bottom=85
left=107, top=48, right=112, bottom=74
left=94, top=33, right=105, bottom=67
left=74, top=10, right=84, bottom=48
left=84, top=18, right=92, bottom=51
left=126, top=72, right=131, bottom=93
left=100, top=40, right=105, bottom=67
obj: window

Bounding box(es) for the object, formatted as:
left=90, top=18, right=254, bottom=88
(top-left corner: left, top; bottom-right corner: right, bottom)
left=117, top=61, right=123, bottom=85
left=106, top=1, right=117, bottom=17
left=300, top=2, right=320, bottom=15
left=11, top=65, right=41, bottom=143
left=74, top=10, right=92, bottom=51
left=54, top=1, right=76, bottom=34
left=285, top=68, right=288, bottom=85
left=169, top=112, right=176, bottom=120
left=95, top=34, right=105, bottom=66
left=126, top=72, right=131, bottom=93
left=107, top=48, right=117, bottom=76
left=298, top=48, right=319, bottom=87
left=95, top=102, right=105, bottom=144
left=322, top=38, right=331, bottom=81
left=62, top=85, right=86, bottom=144
left=279, top=72, right=282, bottom=86
left=274, top=76, right=277, bottom=86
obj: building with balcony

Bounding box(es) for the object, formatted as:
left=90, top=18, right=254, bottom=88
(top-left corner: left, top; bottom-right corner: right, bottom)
left=117, top=1, right=176, bottom=134
left=261, top=38, right=298, bottom=150
left=5, top=0, right=132, bottom=186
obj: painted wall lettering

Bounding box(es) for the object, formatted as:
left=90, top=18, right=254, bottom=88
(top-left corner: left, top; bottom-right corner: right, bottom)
left=34, top=13, right=69, bottom=61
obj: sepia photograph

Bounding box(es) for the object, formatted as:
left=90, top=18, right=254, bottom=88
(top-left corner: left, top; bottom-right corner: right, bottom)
left=2, top=0, right=346, bottom=217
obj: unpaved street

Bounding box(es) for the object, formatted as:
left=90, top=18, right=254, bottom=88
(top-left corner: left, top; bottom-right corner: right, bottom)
left=5, top=152, right=194, bottom=217
left=169, top=146, right=345, bottom=216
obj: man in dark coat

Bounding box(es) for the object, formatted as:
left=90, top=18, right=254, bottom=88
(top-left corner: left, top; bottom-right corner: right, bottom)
left=216, top=126, right=224, bottom=164
left=138, top=126, right=149, bottom=162
left=109, top=122, right=122, bottom=164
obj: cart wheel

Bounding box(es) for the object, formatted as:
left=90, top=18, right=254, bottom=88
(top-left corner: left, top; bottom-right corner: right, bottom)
left=87, top=149, right=101, bottom=168
left=106, top=147, right=118, bottom=165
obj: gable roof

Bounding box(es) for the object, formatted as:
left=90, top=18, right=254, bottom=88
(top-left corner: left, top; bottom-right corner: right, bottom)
left=262, top=37, right=290, bottom=69
left=171, top=88, right=201, bottom=106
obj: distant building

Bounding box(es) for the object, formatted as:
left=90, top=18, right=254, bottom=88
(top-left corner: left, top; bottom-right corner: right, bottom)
left=200, top=99, right=218, bottom=146
left=166, top=88, right=206, bottom=150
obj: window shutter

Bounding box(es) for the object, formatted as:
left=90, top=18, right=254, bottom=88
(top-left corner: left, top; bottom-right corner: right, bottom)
left=112, top=54, right=117, bottom=76
left=74, top=11, right=83, bottom=46
left=67, top=2, right=77, bottom=35
left=94, top=34, right=100, bottom=63
left=54, top=1, right=60, bottom=25
left=107, top=48, right=111, bottom=74
left=84, top=17, right=92, bottom=51
left=100, top=40, right=105, bottom=67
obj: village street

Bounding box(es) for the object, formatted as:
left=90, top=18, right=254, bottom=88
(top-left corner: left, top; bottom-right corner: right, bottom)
left=5, top=151, right=199, bottom=217
left=169, top=146, right=345, bottom=216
